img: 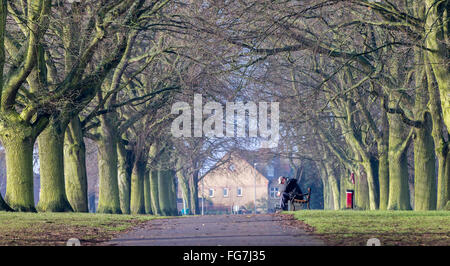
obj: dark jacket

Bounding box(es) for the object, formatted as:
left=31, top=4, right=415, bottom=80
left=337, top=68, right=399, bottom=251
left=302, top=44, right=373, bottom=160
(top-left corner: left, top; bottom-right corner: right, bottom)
left=280, top=178, right=303, bottom=200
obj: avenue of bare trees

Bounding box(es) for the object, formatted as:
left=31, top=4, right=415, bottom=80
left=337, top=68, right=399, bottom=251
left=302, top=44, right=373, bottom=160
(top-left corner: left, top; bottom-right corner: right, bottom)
left=0, top=0, right=448, bottom=214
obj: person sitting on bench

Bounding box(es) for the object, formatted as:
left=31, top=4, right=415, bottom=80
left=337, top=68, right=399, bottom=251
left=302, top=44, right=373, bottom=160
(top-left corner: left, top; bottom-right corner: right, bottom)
left=277, top=176, right=303, bottom=211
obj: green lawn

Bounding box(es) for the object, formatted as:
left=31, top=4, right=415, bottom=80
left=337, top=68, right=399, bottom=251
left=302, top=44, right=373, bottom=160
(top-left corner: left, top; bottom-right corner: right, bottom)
left=289, top=210, right=450, bottom=246
left=0, top=212, right=163, bottom=246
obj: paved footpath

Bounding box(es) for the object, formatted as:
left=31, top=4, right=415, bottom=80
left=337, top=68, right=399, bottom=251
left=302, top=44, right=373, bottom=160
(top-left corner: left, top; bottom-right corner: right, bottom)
left=106, top=214, right=324, bottom=246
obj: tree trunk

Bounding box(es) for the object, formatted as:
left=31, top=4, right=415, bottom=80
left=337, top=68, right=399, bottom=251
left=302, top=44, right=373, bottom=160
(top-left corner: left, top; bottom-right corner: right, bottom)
left=328, top=174, right=340, bottom=210
left=64, top=117, right=88, bottom=212
left=436, top=151, right=450, bottom=210
left=177, top=171, right=191, bottom=213
left=176, top=160, right=191, bottom=214
left=130, top=158, right=146, bottom=214
left=117, top=142, right=132, bottom=214
left=361, top=162, right=378, bottom=210
left=425, top=52, right=450, bottom=210
left=414, top=115, right=437, bottom=210
left=169, top=172, right=178, bottom=215
left=323, top=179, right=330, bottom=210
left=150, top=170, right=160, bottom=215
left=334, top=95, right=379, bottom=210
left=190, top=170, right=200, bottom=215
left=158, top=170, right=171, bottom=216
left=2, top=132, right=36, bottom=212
left=411, top=47, right=437, bottom=210
left=96, top=116, right=121, bottom=214
left=37, top=123, right=73, bottom=212
left=324, top=161, right=340, bottom=210
left=378, top=140, right=389, bottom=210
left=158, top=169, right=177, bottom=216
left=387, top=113, right=412, bottom=210
left=335, top=119, right=379, bottom=209
left=355, top=170, right=370, bottom=210
left=319, top=166, right=330, bottom=209
left=361, top=158, right=380, bottom=210
left=424, top=0, right=449, bottom=133
left=377, top=106, right=390, bottom=210
left=144, top=170, right=153, bottom=214
left=340, top=169, right=347, bottom=209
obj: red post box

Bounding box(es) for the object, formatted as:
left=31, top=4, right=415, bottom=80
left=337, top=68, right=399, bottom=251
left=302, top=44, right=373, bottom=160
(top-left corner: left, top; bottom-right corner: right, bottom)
left=346, top=190, right=354, bottom=209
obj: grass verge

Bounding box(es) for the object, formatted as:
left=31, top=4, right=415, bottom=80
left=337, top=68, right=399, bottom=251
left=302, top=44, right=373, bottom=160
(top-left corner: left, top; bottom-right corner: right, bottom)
left=288, top=210, right=450, bottom=246
left=0, top=211, right=164, bottom=246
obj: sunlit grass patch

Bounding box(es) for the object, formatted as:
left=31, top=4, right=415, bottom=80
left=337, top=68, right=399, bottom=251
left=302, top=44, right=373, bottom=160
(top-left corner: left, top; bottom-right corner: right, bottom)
left=289, top=210, right=450, bottom=246
left=0, top=211, right=163, bottom=246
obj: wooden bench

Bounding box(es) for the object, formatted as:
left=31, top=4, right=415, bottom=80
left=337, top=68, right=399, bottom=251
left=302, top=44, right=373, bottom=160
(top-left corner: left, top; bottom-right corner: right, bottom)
left=288, top=188, right=311, bottom=211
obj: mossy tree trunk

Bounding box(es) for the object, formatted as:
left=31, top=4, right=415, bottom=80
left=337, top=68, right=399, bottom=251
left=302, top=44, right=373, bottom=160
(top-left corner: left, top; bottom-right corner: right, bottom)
left=424, top=0, right=450, bottom=134
left=117, top=142, right=132, bottom=214
left=328, top=73, right=379, bottom=210
left=96, top=114, right=121, bottom=214
left=353, top=89, right=387, bottom=210
left=425, top=53, right=450, bottom=210
left=0, top=0, right=6, bottom=216
left=130, top=157, right=146, bottom=215
left=323, top=180, right=330, bottom=210
left=340, top=168, right=347, bottom=209
left=95, top=31, right=138, bottom=214
left=424, top=2, right=450, bottom=207
left=349, top=129, right=378, bottom=210
left=144, top=170, right=153, bottom=214
left=0, top=0, right=50, bottom=212
left=37, top=122, right=73, bottom=212
left=387, top=112, right=412, bottom=210
left=319, top=165, right=330, bottom=209
left=378, top=132, right=389, bottom=210
left=355, top=170, right=370, bottom=210
left=1, top=129, right=36, bottom=212
left=150, top=170, right=160, bottom=215
left=437, top=155, right=450, bottom=210
left=323, top=154, right=340, bottom=210
left=158, top=169, right=177, bottom=216
left=327, top=172, right=340, bottom=210
left=60, top=7, right=87, bottom=213
left=413, top=53, right=437, bottom=210
left=64, top=116, right=88, bottom=212
left=158, top=169, right=171, bottom=216
left=353, top=157, right=378, bottom=210
left=0, top=0, right=7, bottom=210
left=360, top=158, right=379, bottom=210
left=413, top=112, right=437, bottom=210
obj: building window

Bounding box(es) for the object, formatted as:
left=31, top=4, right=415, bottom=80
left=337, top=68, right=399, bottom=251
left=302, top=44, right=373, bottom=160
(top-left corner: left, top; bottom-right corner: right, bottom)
left=223, top=188, right=229, bottom=197
left=237, top=187, right=243, bottom=197
left=209, top=188, right=214, bottom=197
left=270, top=187, right=279, bottom=199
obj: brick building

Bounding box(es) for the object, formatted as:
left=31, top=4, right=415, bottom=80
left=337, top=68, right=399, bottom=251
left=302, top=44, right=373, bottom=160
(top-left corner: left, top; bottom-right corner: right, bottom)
left=200, top=154, right=269, bottom=214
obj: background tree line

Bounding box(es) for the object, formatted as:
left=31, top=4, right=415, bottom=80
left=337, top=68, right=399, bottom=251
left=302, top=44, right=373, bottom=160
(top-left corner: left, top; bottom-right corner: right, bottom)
left=0, top=0, right=448, bottom=213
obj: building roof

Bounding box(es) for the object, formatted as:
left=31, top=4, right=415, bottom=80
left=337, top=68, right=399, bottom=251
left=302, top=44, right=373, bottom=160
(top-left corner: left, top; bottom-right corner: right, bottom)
left=204, top=152, right=269, bottom=182
left=202, top=149, right=295, bottom=186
